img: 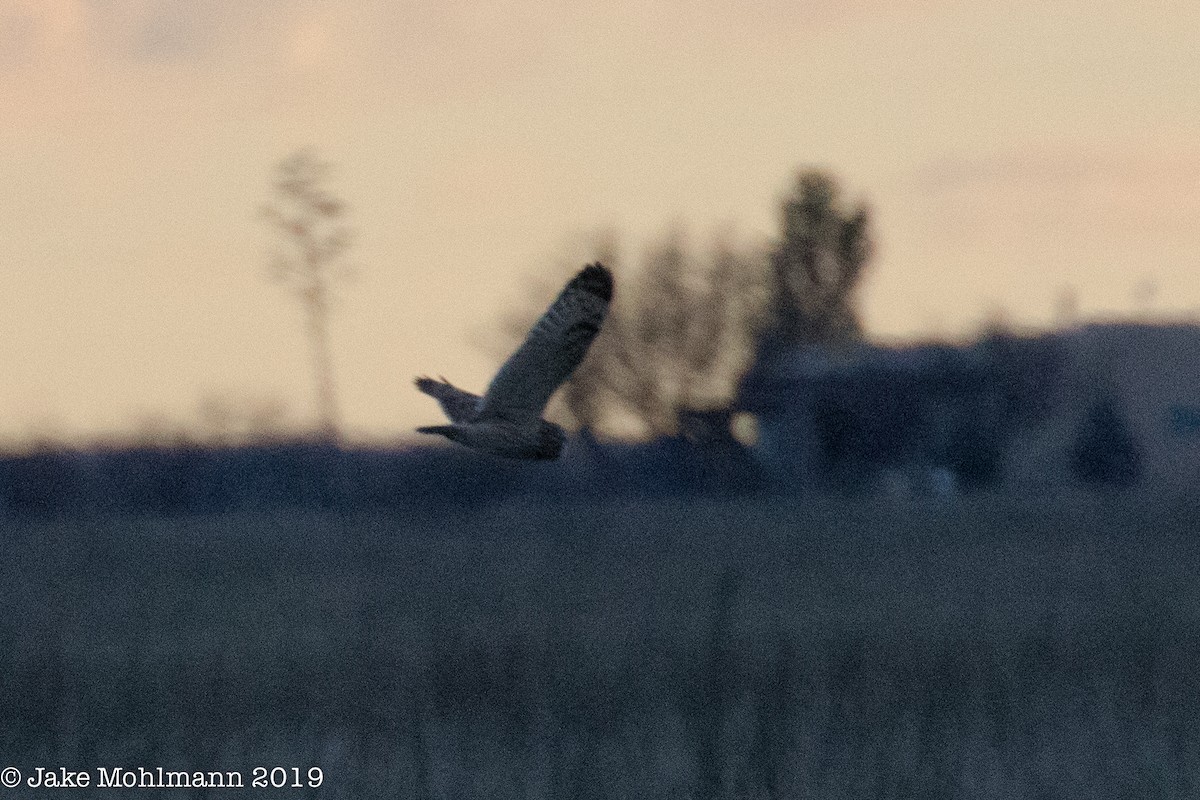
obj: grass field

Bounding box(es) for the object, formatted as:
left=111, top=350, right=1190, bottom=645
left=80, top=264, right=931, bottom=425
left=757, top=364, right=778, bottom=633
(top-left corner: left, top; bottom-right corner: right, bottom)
left=3, top=490, right=1200, bottom=798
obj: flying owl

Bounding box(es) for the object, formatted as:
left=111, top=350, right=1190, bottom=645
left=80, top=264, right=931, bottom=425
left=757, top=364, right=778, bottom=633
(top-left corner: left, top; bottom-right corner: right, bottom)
left=415, top=262, right=613, bottom=459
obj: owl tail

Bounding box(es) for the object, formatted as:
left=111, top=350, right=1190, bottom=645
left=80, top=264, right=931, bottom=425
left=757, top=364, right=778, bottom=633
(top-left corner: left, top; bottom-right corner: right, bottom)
left=417, top=425, right=456, bottom=438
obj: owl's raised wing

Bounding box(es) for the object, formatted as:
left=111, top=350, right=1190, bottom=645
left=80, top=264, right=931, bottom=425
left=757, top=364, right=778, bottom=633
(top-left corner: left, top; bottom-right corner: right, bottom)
left=475, top=263, right=612, bottom=421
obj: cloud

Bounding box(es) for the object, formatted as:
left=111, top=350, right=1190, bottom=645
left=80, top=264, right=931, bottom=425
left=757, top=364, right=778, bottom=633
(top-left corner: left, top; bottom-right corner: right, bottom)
left=0, top=0, right=331, bottom=69
left=0, top=0, right=86, bottom=64
left=914, top=147, right=1200, bottom=242
left=0, top=4, right=36, bottom=66
left=82, top=0, right=304, bottom=63
left=0, top=0, right=574, bottom=104
left=652, top=0, right=953, bottom=36
left=125, top=0, right=230, bottom=60
left=0, top=0, right=213, bottom=68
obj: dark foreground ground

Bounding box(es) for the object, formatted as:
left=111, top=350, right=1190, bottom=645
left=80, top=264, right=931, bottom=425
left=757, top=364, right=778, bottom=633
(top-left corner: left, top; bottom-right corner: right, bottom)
left=3, top=490, right=1200, bottom=798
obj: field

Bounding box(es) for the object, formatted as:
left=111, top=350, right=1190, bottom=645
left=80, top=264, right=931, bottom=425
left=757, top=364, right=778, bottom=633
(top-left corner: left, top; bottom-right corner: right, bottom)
left=3, top=490, right=1200, bottom=798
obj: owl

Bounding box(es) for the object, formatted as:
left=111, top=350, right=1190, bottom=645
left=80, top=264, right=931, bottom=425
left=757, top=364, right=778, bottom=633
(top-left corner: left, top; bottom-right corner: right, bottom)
left=415, top=263, right=612, bottom=459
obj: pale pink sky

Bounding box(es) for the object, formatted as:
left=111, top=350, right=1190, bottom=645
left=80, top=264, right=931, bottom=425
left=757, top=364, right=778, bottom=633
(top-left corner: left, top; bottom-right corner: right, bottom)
left=2, top=0, right=1198, bottom=444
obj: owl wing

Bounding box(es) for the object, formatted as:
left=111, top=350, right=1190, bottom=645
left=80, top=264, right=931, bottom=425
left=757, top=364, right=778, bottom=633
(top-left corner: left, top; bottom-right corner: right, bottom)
left=414, top=376, right=481, bottom=423
left=475, top=263, right=612, bottom=421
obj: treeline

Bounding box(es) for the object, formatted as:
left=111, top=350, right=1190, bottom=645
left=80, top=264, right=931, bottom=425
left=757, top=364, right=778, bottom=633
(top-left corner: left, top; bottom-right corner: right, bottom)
left=743, top=327, right=1146, bottom=493
left=1, top=331, right=1148, bottom=519
left=779, top=331, right=1065, bottom=491
left=0, top=437, right=763, bottom=519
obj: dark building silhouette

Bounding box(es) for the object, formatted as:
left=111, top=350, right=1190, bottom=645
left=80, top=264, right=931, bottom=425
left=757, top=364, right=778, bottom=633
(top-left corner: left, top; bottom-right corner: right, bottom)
left=735, top=322, right=1200, bottom=493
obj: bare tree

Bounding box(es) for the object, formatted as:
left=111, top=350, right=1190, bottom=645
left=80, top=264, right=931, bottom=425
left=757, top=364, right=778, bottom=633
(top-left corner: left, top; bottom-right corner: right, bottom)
left=490, top=169, right=870, bottom=442
left=768, top=169, right=873, bottom=347
left=497, top=228, right=767, bottom=439
left=260, top=150, right=353, bottom=444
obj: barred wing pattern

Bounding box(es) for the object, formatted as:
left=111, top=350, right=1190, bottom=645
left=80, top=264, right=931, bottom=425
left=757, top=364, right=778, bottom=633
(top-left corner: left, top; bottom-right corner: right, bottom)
left=414, top=376, right=480, bottom=423
left=476, top=263, right=612, bottom=421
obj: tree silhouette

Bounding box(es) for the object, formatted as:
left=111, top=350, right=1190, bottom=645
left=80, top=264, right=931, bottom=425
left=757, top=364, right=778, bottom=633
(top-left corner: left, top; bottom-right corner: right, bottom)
left=497, top=229, right=766, bottom=439
left=260, top=150, right=353, bottom=444
left=767, top=169, right=873, bottom=348
left=493, top=168, right=869, bottom=441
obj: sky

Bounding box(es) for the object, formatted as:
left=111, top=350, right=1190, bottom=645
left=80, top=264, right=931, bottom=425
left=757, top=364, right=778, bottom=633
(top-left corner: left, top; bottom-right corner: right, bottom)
left=2, top=0, right=1198, bottom=445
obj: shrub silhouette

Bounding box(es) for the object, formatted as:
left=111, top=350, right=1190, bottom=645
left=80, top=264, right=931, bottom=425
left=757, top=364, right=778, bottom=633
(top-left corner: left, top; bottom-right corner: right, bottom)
left=1071, top=393, right=1143, bottom=487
